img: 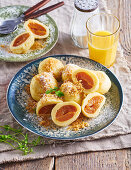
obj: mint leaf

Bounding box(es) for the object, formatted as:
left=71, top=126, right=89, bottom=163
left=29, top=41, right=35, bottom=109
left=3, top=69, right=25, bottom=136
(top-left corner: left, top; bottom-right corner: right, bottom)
left=55, top=91, right=64, bottom=97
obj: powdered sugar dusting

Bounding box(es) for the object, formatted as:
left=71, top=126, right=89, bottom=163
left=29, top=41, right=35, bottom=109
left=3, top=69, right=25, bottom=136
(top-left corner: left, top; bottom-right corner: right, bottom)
left=8, top=55, right=122, bottom=139
left=0, top=6, right=58, bottom=62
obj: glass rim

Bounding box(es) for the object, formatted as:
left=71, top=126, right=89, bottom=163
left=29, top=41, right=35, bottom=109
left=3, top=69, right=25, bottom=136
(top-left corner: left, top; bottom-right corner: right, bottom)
left=86, top=13, right=120, bottom=37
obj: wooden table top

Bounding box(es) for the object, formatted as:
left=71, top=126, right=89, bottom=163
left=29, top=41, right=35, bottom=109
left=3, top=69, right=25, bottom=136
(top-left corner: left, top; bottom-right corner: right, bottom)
left=0, top=0, right=131, bottom=169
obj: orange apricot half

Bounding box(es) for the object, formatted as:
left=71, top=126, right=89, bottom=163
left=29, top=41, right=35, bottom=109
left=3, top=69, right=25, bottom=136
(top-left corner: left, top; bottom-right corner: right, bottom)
left=36, top=94, right=63, bottom=118
left=24, top=19, right=49, bottom=39
left=82, top=92, right=106, bottom=118
left=10, top=32, right=34, bottom=54
left=51, top=101, right=81, bottom=126
left=72, top=68, right=99, bottom=94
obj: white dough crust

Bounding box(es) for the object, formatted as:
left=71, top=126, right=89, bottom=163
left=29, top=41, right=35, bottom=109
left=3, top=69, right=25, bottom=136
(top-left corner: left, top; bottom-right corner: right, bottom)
left=51, top=101, right=81, bottom=127
left=24, top=19, right=49, bottom=39
left=62, top=64, right=80, bottom=82
left=72, top=68, right=99, bottom=94
left=38, top=57, right=64, bottom=81
left=82, top=92, right=106, bottom=118
left=30, top=72, right=58, bottom=101
left=36, top=94, right=63, bottom=117
left=10, top=32, right=34, bottom=54
left=95, top=71, right=111, bottom=94
left=60, top=81, right=82, bottom=104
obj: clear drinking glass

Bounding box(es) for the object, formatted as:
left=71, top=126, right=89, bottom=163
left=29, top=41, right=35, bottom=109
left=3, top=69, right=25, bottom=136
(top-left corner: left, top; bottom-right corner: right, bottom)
left=86, top=13, right=120, bottom=67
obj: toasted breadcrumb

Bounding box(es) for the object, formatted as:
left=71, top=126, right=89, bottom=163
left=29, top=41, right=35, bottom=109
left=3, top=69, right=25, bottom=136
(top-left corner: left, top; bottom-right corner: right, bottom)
left=0, top=44, right=6, bottom=48
left=24, top=84, right=30, bottom=95
left=40, top=116, right=51, bottom=127
left=24, top=69, right=89, bottom=131
left=60, top=81, right=79, bottom=97
left=0, top=44, right=12, bottom=53
left=68, top=114, right=89, bottom=131
left=30, top=40, right=46, bottom=50
left=26, top=96, right=37, bottom=113
left=62, top=64, right=79, bottom=82
left=38, top=58, right=64, bottom=81
left=24, top=84, right=37, bottom=113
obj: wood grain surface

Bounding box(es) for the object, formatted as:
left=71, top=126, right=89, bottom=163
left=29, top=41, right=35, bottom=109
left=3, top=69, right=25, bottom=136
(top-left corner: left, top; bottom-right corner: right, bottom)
left=0, top=0, right=131, bottom=169
left=0, top=157, right=54, bottom=170
left=55, top=149, right=131, bottom=170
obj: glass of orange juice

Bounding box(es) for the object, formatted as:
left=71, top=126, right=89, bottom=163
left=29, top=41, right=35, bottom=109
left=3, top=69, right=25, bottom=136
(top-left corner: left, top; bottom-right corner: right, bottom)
left=86, top=13, right=120, bottom=67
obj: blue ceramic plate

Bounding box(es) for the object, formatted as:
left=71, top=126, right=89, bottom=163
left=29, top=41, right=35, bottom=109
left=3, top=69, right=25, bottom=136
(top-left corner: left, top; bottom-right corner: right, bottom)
left=7, top=55, right=123, bottom=140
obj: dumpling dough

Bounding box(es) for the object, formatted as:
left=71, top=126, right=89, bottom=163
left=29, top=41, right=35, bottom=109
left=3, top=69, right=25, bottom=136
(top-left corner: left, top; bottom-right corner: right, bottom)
left=36, top=94, right=63, bottom=118
left=60, top=81, right=82, bottom=104
left=82, top=92, right=106, bottom=118
left=10, top=32, right=34, bottom=54
left=30, top=72, right=58, bottom=101
left=51, top=101, right=81, bottom=126
left=62, top=64, right=80, bottom=82
left=38, top=57, right=64, bottom=81
left=24, top=19, right=49, bottom=39
left=95, top=71, right=111, bottom=94
left=72, top=68, right=99, bottom=94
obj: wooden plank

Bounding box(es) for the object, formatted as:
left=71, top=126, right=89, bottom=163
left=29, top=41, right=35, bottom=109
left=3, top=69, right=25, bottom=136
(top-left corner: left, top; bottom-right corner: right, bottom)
left=106, top=0, right=131, bottom=59
left=55, top=149, right=131, bottom=170
left=118, top=0, right=131, bottom=57
left=0, top=157, right=54, bottom=170
left=0, top=0, right=131, bottom=170
left=55, top=0, right=131, bottom=169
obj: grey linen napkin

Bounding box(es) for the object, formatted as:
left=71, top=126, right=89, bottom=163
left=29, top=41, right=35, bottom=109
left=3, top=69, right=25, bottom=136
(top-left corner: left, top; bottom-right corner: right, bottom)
left=0, top=0, right=131, bottom=164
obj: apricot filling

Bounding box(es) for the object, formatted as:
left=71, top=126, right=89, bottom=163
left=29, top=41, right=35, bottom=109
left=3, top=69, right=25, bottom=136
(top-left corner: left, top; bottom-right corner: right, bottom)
left=39, top=104, right=56, bottom=116
left=84, top=96, right=103, bottom=114
left=76, top=72, right=94, bottom=89
left=13, top=33, right=29, bottom=47
left=56, top=105, right=77, bottom=122
left=28, top=23, right=46, bottom=36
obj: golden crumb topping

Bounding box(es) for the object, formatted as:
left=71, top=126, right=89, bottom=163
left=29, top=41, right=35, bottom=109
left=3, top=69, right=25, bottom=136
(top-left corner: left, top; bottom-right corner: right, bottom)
left=68, top=114, right=89, bottom=131
left=30, top=40, right=46, bottom=50
left=60, top=81, right=79, bottom=97
left=62, top=64, right=79, bottom=82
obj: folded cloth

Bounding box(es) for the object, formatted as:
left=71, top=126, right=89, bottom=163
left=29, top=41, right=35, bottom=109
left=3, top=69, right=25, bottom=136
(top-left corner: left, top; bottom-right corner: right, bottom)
left=0, top=0, right=131, bottom=164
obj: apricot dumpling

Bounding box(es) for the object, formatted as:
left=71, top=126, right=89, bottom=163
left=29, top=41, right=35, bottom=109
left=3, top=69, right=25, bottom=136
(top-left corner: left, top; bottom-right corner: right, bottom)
left=60, top=81, right=82, bottom=105
left=10, top=32, right=34, bottom=54
left=51, top=101, right=81, bottom=127
left=95, top=71, right=111, bottom=94
left=72, top=68, right=99, bottom=94
left=24, top=19, right=49, bottom=39
left=62, top=64, right=80, bottom=82
left=30, top=72, right=58, bottom=101
left=38, top=57, right=64, bottom=81
left=36, top=94, right=63, bottom=118
left=82, top=92, right=106, bottom=118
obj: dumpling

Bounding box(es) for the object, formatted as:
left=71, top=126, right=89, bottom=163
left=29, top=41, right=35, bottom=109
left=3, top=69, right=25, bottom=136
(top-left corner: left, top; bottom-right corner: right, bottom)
left=72, top=68, right=99, bottom=94
left=82, top=92, right=106, bottom=118
left=95, top=71, right=111, bottom=94
left=60, top=81, right=82, bottom=104
left=36, top=94, right=63, bottom=118
left=30, top=72, right=58, bottom=101
left=51, top=101, right=81, bottom=126
left=10, top=32, right=34, bottom=54
left=24, top=19, right=49, bottom=39
left=38, top=57, right=64, bottom=81
left=62, top=64, right=80, bottom=82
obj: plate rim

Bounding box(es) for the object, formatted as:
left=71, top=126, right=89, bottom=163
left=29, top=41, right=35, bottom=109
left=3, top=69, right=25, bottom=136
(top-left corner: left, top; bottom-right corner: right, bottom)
left=7, top=55, right=123, bottom=140
left=0, top=5, right=58, bottom=62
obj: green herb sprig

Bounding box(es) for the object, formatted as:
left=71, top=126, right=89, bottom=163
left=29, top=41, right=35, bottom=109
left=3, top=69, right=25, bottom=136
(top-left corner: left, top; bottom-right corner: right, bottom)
left=46, top=87, right=64, bottom=97
left=0, top=125, right=44, bottom=155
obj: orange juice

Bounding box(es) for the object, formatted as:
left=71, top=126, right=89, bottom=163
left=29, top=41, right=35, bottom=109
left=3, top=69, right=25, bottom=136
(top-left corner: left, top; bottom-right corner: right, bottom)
left=88, top=31, right=119, bottom=67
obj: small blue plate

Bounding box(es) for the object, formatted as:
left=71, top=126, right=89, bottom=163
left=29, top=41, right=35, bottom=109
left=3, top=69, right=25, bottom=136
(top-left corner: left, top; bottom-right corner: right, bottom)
left=7, top=55, right=123, bottom=140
